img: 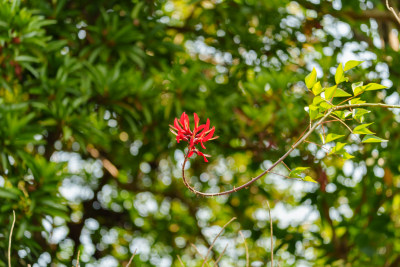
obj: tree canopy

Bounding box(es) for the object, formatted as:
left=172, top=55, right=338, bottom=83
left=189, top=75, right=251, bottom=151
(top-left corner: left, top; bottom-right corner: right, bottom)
left=1, top=0, right=400, bottom=266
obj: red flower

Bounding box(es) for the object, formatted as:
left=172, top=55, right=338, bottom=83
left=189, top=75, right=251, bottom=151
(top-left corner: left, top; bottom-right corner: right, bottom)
left=169, top=112, right=218, bottom=162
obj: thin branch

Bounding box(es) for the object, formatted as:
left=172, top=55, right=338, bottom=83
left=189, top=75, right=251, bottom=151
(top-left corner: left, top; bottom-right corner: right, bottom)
left=126, top=249, right=137, bottom=267
left=177, top=255, right=186, bottom=267
left=239, top=231, right=249, bottom=267
left=266, top=201, right=274, bottom=267
left=202, top=217, right=237, bottom=267
left=182, top=109, right=334, bottom=196
left=191, top=243, right=211, bottom=267
left=304, top=140, right=330, bottom=153
left=328, top=115, right=354, bottom=133
left=386, top=0, right=400, bottom=25
left=8, top=211, right=16, bottom=267
left=181, top=102, right=400, bottom=197
left=281, top=161, right=291, bottom=172
left=75, top=250, right=80, bottom=267
left=268, top=171, right=294, bottom=180
left=214, top=244, right=228, bottom=266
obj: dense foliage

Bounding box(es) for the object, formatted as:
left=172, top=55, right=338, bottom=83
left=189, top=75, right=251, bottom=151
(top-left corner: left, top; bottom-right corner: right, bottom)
left=1, top=0, right=400, bottom=266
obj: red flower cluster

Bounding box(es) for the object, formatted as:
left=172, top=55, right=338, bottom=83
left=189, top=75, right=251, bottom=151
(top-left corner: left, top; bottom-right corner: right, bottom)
left=169, top=112, right=218, bottom=162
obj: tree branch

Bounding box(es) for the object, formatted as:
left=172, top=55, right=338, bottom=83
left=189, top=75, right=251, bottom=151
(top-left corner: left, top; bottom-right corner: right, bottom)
left=181, top=103, right=400, bottom=197
left=386, top=0, right=400, bottom=25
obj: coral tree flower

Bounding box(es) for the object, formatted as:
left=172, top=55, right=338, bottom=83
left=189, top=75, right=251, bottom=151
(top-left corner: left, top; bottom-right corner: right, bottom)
left=169, top=112, right=218, bottom=162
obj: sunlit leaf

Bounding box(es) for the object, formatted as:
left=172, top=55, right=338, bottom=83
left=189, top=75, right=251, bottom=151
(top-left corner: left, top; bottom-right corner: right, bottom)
left=304, top=176, right=318, bottom=183
left=353, top=108, right=370, bottom=123
left=329, top=142, right=346, bottom=155
left=344, top=60, right=363, bottom=71
left=325, top=133, right=344, bottom=143
left=362, top=135, right=388, bottom=143
left=313, top=96, right=324, bottom=105
left=350, top=98, right=366, bottom=104
left=335, top=63, right=344, bottom=84
left=325, top=85, right=351, bottom=99
left=353, top=123, right=375, bottom=135
left=305, top=68, right=317, bottom=89
left=289, top=167, right=309, bottom=178
left=312, top=81, right=323, bottom=95
left=363, top=83, right=387, bottom=91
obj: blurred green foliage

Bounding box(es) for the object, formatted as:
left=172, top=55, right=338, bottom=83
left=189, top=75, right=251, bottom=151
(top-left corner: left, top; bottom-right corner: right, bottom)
left=1, top=0, right=400, bottom=266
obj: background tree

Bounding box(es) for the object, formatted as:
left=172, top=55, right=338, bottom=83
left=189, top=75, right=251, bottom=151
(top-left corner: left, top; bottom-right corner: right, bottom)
left=1, top=0, right=400, bottom=266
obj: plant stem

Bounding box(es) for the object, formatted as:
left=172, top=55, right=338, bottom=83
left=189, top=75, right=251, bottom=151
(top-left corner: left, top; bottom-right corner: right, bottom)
left=8, top=211, right=16, bottom=267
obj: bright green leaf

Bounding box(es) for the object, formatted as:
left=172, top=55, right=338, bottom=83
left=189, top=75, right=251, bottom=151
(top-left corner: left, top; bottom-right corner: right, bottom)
left=305, top=68, right=317, bottom=89
left=304, top=176, right=318, bottom=183
left=353, top=108, right=370, bottom=123
left=363, top=83, right=387, bottom=91
left=325, top=85, right=351, bottom=100
left=329, top=142, right=346, bottom=155
left=350, top=98, right=366, bottom=104
left=353, top=123, right=375, bottom=135
left=309, top=104, right=319, bottom=120
left=362, top=135, right=388, bottom=143
left=344, top=60, right=363, bottom=71
left=312, top=81, right=323, bottom=95
left=333, top=110, right=351, bottom=120
left=342, top=152, right=355, bottom=160
left=335, top=63, right=345, bottom=84
left=313, top=96, right=324, bottom=105
left=289, top=167, right=309, bottom=178
left=325, top=133, right=344, bottom=143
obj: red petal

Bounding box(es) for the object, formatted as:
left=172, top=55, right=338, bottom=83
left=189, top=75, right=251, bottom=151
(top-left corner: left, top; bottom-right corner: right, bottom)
left=188, top=150, right=194, bottom=158
left=204, top=127, right=215, bottom=141
left=180, top=112, right=186, bottom=124
left=194, top=113, right=199, bottom=129
left=200, top=141, right=206, bottom=149
left=174, top=118, right=184, bottom=132
left=204, top=118, right=210, bottom=132
left=181, top=112, right=190, bottom=132
left=195, top=150, right=210, bottom=162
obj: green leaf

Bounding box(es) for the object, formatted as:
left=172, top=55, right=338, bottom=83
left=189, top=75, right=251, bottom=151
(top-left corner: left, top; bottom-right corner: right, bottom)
left=289, top=167, right=309, bottom=178
left=305, top=68, right=317, bottom=89
left=344, top=60, right=363, bottom=71
left=325, top=133, right=344, bottom=143
left=362, top=135, right=388, bottom=143
left=0, top=187, right=19, bottom=199
left=304, top=176, right=318, bottom=183
left=329, top=142, right=346, bottom=155
left=342, top=152, right=355, bottom=160
left=319, top=133, right=325, bottom=144
left=319, top=101, right=334, bottom=111
left=313, top=96, right=324, bottom=105
left=312, top=81, right=323, bottom=95
left=353, top=108, right=370, bottom=123
left=333, top=110, right=351, bottom=120
left=335, top=63, right=344, bottom=84
left=353, top=123, right=375, bottom=135
left=354, top=83, right=387, bottom=96
left=350, top=98, right=366, bottom=104
left=14, top=55, right=39, bottom=63
left=309, top=104, right=319, bottom=120
left=325, top=85, right=351, bottom=100
left=363, top=83, right=387, bottom=91
left=352, top=82, right=363, bottom=95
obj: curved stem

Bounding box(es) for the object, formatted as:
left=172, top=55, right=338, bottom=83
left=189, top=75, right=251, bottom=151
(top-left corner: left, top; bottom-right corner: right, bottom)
left=181, top=103, right=400, bottom=197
